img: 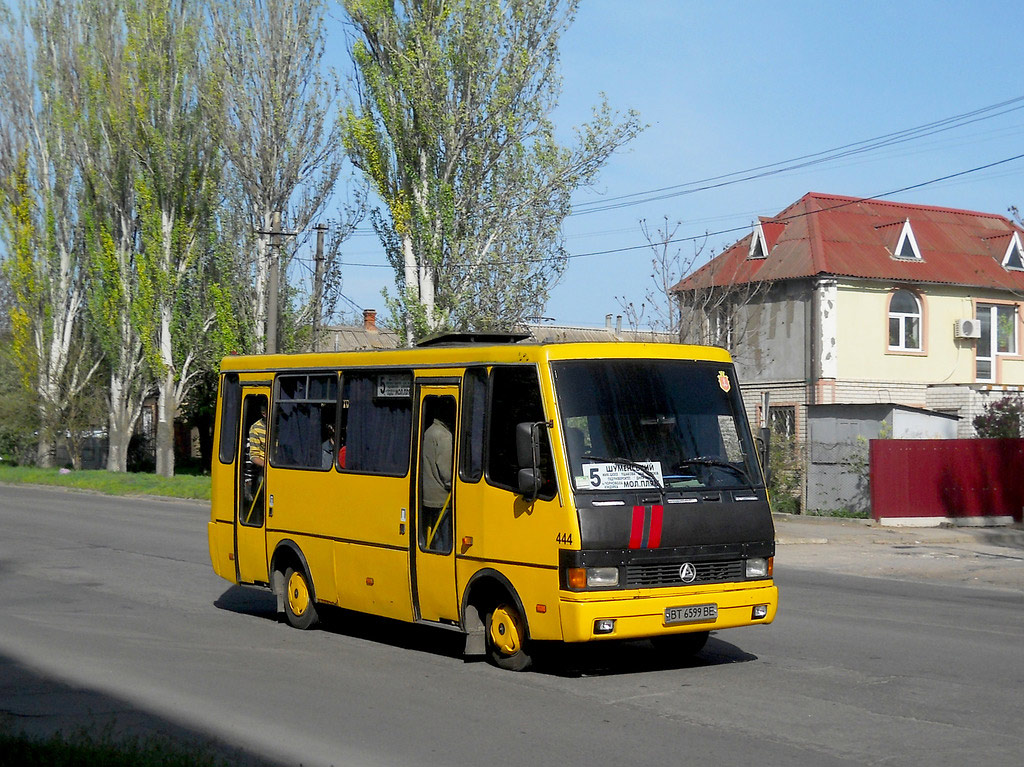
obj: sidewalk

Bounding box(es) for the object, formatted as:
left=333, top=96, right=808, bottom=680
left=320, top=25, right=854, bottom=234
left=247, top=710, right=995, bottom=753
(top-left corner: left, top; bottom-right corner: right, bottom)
left=773, top=512, right=1024, bottom=548
left=773, top=512, right=1024, bottom=592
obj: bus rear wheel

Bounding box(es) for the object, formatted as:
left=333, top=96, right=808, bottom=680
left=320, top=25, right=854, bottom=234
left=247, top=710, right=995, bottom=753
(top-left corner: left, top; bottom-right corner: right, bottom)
left=486, top=603, right=532, bottom=671
left=283, top=566, right=319, bottom=630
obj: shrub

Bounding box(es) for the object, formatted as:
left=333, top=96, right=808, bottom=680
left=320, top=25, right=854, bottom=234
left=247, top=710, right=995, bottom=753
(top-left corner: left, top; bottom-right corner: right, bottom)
left=973, top=396, right=1023, bottom=438
left=767, top=433, right=802, bottom=514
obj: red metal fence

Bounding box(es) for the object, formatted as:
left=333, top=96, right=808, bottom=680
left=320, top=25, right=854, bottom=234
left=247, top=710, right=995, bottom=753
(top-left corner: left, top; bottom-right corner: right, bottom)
left=869, top=439, right=1024, bottom=523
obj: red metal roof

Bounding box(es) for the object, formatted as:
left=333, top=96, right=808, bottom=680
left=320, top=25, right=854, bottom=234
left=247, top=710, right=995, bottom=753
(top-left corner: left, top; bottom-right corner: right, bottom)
left=674, top=192, right=1024, bottom=292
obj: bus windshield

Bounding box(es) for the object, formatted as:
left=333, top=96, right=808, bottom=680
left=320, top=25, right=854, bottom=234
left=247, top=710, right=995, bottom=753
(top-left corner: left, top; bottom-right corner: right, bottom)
left=553, top=359, right=761, bottom=492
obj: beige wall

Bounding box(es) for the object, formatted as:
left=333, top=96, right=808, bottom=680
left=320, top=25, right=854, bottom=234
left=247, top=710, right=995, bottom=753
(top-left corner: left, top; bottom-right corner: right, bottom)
left=834, top=281, right=1024, bottom=387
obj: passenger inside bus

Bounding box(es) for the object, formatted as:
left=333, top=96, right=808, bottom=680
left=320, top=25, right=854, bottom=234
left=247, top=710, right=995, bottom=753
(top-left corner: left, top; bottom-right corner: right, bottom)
left=420, top=397, right=455, bottom=553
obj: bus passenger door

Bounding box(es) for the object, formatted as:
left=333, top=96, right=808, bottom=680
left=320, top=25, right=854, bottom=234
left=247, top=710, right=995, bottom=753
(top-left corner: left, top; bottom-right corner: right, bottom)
left=236, top=391, right=270, bottom=584
left=413, top=385, right=459, bottom=623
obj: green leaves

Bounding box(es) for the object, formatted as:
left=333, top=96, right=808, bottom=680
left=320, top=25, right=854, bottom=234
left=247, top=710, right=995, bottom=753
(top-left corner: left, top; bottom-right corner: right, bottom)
left=343, top=0, right=641, bottom=340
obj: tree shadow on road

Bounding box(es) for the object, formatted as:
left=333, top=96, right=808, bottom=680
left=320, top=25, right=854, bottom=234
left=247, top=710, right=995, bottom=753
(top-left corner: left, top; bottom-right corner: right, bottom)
left=0, top=652, right=281, bottom=766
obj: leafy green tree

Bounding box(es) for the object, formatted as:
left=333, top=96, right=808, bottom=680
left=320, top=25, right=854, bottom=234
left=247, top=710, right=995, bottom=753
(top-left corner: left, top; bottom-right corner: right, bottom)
left=124, top=0, right=226, bottom=476
left=0, top=0, right=102, bottom=467
left=74, top=0, right=155, bottom=472
left=0, top=326, right=39, bottom=464
left=342, top=0, right=641, bottom=342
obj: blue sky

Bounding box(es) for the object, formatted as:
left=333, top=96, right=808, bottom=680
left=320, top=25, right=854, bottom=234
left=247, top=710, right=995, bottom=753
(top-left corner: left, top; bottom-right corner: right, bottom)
left=330, top=0, right=1024, bottom=328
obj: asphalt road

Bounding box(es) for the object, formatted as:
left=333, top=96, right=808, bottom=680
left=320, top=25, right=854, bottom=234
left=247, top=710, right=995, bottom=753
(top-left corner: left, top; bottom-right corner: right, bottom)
left=1, top=484, right=1022, bottom=766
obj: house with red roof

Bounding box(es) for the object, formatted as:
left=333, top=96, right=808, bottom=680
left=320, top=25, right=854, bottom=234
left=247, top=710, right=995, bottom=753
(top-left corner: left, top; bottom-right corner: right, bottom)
left=673, top=192, right=1024, bottom=512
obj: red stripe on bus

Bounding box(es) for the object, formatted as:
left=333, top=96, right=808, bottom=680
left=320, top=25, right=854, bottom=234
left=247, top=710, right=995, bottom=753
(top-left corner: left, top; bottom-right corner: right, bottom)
left=648, top=505, right=664, bottom=548
left=629, top=506, right=645, bottom=549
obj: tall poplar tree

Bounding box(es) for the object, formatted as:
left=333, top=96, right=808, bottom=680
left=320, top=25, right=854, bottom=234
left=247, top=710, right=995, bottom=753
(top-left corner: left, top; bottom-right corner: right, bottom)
left=75, top=0, right=152, bottom=472
left=213, top=0, right=358, bottom=354
left=342, top=0, right=641, bottom=341
left=0, top=0, right=101, bottom=466
left=125, top=0, right=223, bottom=476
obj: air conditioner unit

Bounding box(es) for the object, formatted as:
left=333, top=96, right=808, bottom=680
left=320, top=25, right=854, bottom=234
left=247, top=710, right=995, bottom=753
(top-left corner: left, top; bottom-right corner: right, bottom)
left=954, top=318, right=981, bottom=339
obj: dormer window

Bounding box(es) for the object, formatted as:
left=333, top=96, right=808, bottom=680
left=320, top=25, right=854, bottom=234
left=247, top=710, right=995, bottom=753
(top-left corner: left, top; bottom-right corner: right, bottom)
left=747, top=223, right=768, bottom=260
left=894, top=218, right=922, bottom=261
left=1002, top=232, right=1024, bottom=270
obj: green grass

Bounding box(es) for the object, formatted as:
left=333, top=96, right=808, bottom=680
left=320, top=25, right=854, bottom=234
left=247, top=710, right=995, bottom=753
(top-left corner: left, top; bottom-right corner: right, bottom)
left=0, top=464, right=210, bottom=500
left=0, top=726, right=239, bottom=767
left=804, top=508, right=870, bottom=519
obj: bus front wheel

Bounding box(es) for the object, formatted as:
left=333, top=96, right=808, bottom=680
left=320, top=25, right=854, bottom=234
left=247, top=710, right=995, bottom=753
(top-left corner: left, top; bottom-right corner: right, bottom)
left=283, top=566, right=319, bottom=630
left=486, top=603, right=532, bottom=671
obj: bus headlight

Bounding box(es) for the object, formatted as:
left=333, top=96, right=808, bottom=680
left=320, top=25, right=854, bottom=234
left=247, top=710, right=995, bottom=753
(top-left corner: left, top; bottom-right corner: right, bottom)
left=566, top=566, right=620, bottom=589
left=586, top=567, right=619, bottom=588
left=745, top=557, right=769, bottom=579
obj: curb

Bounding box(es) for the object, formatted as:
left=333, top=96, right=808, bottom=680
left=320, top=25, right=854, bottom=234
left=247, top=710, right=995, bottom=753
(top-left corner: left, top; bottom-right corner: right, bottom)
left=772, top=512, right=1024, bottom=549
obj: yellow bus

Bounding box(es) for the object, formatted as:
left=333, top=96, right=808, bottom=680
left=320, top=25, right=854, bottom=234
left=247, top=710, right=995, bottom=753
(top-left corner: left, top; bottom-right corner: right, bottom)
left=208, top=335, right=777, bottom=670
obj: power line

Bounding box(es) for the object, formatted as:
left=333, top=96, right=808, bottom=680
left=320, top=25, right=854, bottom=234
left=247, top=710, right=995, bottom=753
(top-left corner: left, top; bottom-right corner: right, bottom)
left=329, top=95, right=1024, bottom=238
left=563, top=153, right=1024, bottom=261
left=333, top=151, right=1024, bottom=268
left=570, top=97, right=1024, bottom=215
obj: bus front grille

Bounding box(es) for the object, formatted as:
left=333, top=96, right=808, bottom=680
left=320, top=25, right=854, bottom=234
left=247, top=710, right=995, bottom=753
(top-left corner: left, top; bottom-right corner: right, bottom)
left=625, top=560, right=744, bottom=588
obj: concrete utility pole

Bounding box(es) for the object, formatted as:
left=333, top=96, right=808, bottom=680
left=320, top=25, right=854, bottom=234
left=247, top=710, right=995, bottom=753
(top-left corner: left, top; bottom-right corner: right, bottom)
left=312, top=223, right=327, bottom=352
left=267, top=211, right=281, bottom=354
left=257, top=211, right=296, bottom=355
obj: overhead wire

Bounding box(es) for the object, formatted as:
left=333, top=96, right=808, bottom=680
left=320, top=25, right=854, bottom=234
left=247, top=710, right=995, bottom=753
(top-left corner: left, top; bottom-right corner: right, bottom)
left=569, top=98, right=1024, bottom=215
left=326, top=151, right=1024, bottom=267
left=294, top=96, right=1024, bottom=269
left=332, top=95, right=1024, bottom=239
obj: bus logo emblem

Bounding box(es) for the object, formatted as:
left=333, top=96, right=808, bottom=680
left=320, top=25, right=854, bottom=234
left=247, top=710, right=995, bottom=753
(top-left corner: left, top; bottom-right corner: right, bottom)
left=679, top=563, right=697, bottom=583
left=717, top=371, right=731, bottom=393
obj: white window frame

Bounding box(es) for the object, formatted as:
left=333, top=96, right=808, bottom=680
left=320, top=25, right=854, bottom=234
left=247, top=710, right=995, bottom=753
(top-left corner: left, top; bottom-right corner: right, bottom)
left=1001, top=232, right=1024, bottom=271
left=894, top=218, right=922, bottom=261
left=976, top=303, right=1018, bottom=382
left=748, top=222, right=768, bottom=260
left=887, top=289, right=922, bottom=351
left=707, top=305, right=733, bottom=348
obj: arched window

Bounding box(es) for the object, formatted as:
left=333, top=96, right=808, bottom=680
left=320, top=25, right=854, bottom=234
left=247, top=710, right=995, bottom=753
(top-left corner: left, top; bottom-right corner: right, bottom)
left=888, top=290, right=921, bottom=351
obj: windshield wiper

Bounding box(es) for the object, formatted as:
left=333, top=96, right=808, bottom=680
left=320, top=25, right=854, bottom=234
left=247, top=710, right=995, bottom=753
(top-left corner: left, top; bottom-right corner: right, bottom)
left=676, top=456, right=755, bottom=488
left=582, top=453, right=665, bottom=493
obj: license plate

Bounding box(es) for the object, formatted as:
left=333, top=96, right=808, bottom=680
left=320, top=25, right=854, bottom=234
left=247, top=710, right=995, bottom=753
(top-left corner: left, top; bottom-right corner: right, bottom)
left=664, top=603, right=718, bottom=625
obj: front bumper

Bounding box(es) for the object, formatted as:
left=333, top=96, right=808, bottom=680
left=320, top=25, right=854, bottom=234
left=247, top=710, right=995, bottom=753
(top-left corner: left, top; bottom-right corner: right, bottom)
left=558, top=580, right=777, bottom=642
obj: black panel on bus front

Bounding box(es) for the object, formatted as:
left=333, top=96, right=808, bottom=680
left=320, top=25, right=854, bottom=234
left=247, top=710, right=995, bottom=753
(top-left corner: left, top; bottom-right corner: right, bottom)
left=573, top=490, right=775, bottom=551
left=560, top=493, right=775, bottom=591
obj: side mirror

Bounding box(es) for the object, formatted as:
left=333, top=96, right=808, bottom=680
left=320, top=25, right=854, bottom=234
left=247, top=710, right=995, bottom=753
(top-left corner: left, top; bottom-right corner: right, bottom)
left=518, top=467, right=541, bottom=501
left=516, top=422, right=541, bottom=500
left=756, top=427, right=771, bottom=485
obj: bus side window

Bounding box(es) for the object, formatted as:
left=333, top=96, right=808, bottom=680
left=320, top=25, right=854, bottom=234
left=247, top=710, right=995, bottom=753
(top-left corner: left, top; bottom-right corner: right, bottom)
left=271, top=373, right=338, bottom=470
left=342, top=372, right=412, bottom=476
left=487, top=366, right=556, bottom=499
left=218, top=373, right=241, bottom=464
left=459, top=367, right=487, bottom=483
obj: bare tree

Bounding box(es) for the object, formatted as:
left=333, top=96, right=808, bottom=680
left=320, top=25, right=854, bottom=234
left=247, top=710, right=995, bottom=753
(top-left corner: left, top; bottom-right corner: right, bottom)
left=619, top=216, right=769, bottom=359
left=617, top=217, right=704, bottom=336
left=212, top=0, right=361, bottom=353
